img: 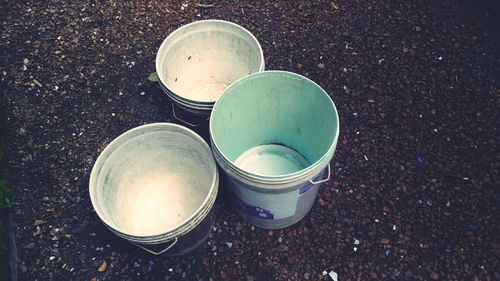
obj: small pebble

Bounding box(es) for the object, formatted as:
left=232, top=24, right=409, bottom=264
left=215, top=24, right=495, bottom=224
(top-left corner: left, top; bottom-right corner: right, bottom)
left=416, top=156, right=425, bottom=164
left=329, top=271, right=338, bottom=281
left=235, top=222, right=242, bottom=231
left=277, top=244, right=287, bottom=252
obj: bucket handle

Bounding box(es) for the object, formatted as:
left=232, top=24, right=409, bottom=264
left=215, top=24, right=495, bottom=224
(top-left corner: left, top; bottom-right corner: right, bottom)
left=310, top=163, right=331, bottom=185
left=171, top=103, right=207, bottom=127
left=130, top=237, right=178, bottom=255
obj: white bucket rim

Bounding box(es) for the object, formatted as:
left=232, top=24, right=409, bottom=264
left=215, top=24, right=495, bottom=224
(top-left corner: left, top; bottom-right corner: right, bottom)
left=211, top=139, right=333, bottom=188
left=160, top=80, right=215, bottom=108
left=89, top=123, right=218, bottom=241
left=160, top=82, right=214, bottom=110
left=156, top=19, right=265, bottom=104
left=209, top=70, right=340, bottom=182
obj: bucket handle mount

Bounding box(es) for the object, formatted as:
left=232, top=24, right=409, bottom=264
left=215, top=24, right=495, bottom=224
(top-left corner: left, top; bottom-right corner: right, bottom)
left=310, top=163, right=331, bottom=185
left=131, top=237, right=178, bottom=255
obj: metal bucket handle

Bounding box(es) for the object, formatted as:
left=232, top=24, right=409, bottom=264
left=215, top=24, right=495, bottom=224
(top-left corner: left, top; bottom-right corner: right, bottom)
left=309, top=163, right=331, bottom=185
left=171, top=103, right=209, bottom=127
left=130, top=237, right=178, bottom=255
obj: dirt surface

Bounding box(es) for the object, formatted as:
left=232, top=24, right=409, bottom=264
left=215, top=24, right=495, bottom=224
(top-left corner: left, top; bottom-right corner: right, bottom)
left=1, top=0, right=499, bottom=280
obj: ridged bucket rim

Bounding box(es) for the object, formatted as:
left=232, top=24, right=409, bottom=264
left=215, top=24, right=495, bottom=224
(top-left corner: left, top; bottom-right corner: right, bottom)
left=160, top=81, right=214, bottom=110
left=156, top=19, right=265, bottom=104
left=209, top=71, right=340, bottom=183
left=89, top=123, right=218, bottom=242
left=211, top=140, right=332, bottom=187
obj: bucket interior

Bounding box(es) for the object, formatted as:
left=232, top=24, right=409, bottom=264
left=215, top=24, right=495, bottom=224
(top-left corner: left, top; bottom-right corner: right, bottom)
left=210, top=71, right=339, bottom=177
left=157, top=20, right=264, bottom=103
left=91, top=125, right=216, bottom=237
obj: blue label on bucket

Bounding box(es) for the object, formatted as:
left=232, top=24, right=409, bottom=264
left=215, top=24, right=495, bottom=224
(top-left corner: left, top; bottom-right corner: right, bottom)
left=233, top=193, right=274, bottom=219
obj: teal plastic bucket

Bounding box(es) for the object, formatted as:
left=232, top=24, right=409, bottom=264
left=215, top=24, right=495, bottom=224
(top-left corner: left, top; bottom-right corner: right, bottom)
left=210, top=71, right=339, bottom=229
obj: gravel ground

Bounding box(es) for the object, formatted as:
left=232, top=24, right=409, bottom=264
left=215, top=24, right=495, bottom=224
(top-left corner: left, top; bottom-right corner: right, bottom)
left=1, top=0, right=499, bottom=280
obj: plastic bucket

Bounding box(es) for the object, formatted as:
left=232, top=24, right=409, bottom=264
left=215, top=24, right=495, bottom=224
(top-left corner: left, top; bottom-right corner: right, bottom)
left=89, top=123, right=218, bottom=255
left=210, top=71, right=339, bottom=229
left=156, top=19, right=265, bottom=126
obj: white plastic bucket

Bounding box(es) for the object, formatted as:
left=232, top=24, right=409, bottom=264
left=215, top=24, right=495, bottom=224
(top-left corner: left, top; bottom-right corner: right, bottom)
left=210, top=71, right=339, bottom=229
left=156, top=19, right=265, bottom=126
left=89, top=123, right=218, bottom=255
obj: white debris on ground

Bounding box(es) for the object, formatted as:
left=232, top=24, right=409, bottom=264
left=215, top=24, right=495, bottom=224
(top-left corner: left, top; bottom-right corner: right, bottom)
left=328, top=271, right=338, bottom=281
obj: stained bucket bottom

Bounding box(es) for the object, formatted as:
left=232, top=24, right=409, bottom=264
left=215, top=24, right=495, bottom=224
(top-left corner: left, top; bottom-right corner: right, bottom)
left=112, top=172, right=207, bottom=237
left=234, top=144, right=309, bottom=176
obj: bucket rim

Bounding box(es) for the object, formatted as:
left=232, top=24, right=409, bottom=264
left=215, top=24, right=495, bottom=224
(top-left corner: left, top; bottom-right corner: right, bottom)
left=209, top=70, right=340, bottom=182
left=89, top=122, right=218, bottom=240
left=211, top=139, right=332, bottom=186
left=156, top=19, right=265, bottom=104
left=160, top=80, right=215, bottom=108
left=160, top=81, right=214, bottom=109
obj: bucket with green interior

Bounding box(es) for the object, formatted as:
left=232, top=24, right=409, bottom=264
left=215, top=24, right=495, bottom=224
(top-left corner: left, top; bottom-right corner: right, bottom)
left=210, top=71, right=340, bottom=229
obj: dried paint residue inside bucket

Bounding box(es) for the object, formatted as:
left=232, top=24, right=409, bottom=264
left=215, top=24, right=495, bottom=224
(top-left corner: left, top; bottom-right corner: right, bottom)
left=234, top=144, right=309, bottom=176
